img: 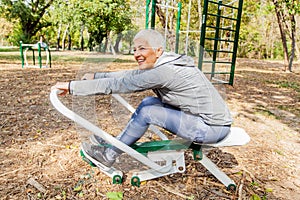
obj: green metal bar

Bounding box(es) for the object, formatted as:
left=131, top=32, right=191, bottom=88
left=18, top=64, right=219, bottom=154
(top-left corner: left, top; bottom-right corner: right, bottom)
left=198, top=0, right=209, bottom=70
left=131, top=140, right=190, bottom=153
left=32, top=48, right=35, bottom=66
left=150, top=0, right=156, bottom=29
left=145, top=0, right=151, bottom=29
left=229, top=0, right=243, bottom=85
left=175, top=2, right=182, bottom=54
left=207, top=13, right=237, bottom=21
left=48, top=48, right=52, bottom=68
left=38, top=43, right=42, bottom=68
left=20, top=41, right=24, bottom=68
left=206, top=25, right=236, bottom=32
left=211, top=0, right=223, bottom=79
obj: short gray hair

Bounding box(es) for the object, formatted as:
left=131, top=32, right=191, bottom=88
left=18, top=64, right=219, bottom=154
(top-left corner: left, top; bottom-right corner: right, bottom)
left=133, top=29, right=166, bottom=50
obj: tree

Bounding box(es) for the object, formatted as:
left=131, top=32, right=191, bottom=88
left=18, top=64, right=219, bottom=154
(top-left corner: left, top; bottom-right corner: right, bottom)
left=0, top=0, right=54, bottom=44
left=272, top=0, right=299, bottom=72
left=49, top=0, right=134, bottom=52
left=82, top=0, right=133, bottom=52
left=0, top=17, right=14, bottom=46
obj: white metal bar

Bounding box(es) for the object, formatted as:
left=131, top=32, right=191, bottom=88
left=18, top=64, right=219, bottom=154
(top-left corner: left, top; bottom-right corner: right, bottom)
left=180, top=30, right=201, bottom=33
left=199, top=154, right=235, bottom=187
left=50, top=89, right=171, bottom=173
left=156, top=4, right=177, bottom=10
left=185, top=0, right=192, bottom=54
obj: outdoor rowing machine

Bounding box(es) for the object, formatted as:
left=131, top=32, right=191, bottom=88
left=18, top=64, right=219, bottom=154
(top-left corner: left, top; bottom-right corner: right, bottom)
left=50, top=89, right=250, bottom=190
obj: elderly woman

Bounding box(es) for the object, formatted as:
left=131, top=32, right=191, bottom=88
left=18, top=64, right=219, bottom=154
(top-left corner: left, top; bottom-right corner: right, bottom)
left=52, top=29, right=232, bottom=168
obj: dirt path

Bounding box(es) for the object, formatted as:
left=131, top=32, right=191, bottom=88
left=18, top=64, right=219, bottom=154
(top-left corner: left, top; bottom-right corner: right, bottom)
left=0, top=54, right=299, bottom=199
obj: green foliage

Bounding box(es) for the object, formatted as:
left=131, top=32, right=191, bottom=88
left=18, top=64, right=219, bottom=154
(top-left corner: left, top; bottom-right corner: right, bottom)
left=250, top=194, right=261, bottom=200
left=0, top=0, right=298, bottom=60
left=46, top=0, right=134, bottom=51
left=0, top=0, right=54, bottom=44
left=106, top=191, right=123, bottom=200
left=238, top=0, right=279, bottom=59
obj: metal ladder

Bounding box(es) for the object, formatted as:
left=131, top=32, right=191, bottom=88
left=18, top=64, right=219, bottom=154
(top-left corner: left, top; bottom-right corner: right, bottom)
left=198, top=0, right=243, bottom=85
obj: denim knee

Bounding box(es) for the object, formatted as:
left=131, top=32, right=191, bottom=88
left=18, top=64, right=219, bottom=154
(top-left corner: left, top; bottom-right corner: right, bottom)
left=140, top=96, right=161, bottom=107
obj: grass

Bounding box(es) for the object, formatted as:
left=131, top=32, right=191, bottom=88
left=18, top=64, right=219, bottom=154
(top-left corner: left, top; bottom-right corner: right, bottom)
left=277, top=105, right=300, bottom=118
left=0, top=47, right=19, bottom=52
left=51, top=56, right=134, bottom=63
left=0, top=54, right=21, bottom=61
left=0, top=50, right=135, bottom=64
left=266, top=80, right=300, bottom=93
left=255, top=106, right=278, bottom=119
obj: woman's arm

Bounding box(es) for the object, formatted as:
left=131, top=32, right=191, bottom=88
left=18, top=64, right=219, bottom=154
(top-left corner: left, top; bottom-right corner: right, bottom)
left=69, top=67, right=171, bottom=96
left=96, top=69, right=141, bottom=79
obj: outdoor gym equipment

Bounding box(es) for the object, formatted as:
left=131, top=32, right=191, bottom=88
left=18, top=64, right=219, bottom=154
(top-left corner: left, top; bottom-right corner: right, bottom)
left=20, top=41, right=51, bottom=68
left=50, top=89, right=250, bottom=189
left=145, top=0, right=243, bottom=85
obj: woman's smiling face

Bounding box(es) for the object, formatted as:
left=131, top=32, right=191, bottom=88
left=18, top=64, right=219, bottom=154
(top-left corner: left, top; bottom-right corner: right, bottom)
left=133, top=38, right=163, bottom=70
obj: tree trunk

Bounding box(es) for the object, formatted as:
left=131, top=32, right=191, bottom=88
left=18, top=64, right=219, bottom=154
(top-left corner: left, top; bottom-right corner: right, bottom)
left=295, top=43, right=300, bottom=62
left=273, top=0, right=289, bottom=71
left=56, top=23, right=62, bottom=51
left=114, top=33, right=122, bottom=53
left=88, top=32, right=93, bottom=51
left=68, top=32, right=71, bottom=50
left=288, top=14, right=296, bottom=72
left=80, top=24, right=84, bottom=51
left=62, top=24, right=69, bottom=51
left=104, top=37, right=108, bottom=53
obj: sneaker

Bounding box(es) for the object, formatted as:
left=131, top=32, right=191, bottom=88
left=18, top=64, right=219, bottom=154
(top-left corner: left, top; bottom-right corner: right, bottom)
left=90, top=134, right=107, bottom=145
left=82, top=142, right=115, bottom=168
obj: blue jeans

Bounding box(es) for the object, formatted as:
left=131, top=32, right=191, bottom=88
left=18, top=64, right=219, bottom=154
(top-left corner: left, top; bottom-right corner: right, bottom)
left=113, top=97, right=230, bottom=152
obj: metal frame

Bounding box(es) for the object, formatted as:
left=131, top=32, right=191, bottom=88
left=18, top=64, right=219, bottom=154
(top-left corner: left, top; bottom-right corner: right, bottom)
left=198, top=0, right=243, bottom=85
left=50, top=90, right=250, bottom=189
left=145, top=0, right=243, bottom=85
left=145, top=0, right=182, bottom=53
left=20, top=41, right=51, bottom=68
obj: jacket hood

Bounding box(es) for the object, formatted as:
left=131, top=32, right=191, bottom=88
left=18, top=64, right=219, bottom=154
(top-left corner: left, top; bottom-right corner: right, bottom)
left=154, top=52, right=195, bottom=68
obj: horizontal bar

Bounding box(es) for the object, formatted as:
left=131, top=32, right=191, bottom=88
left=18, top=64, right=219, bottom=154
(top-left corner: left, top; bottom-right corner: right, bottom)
left=205, top=37, right=235, bottom=43
left=202, top=60, right=233, bottom=64
left=208, top=0, right=239, bottom=10
left=205, top=49, right=234, bottom=53
left=211, top=77, right=230, bottom=84
left=207, top=13, right=238, bottom=21
left=156, top=4, right=178, bottom=10
left=203, top=72, right=231, bottom=75
left=206, top=25, right=236, bottom=32
left=180, top=30, right=202, bottom=33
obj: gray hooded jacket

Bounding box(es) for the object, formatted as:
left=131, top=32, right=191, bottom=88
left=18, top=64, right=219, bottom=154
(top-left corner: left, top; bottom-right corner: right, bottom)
left=69, top=52, right=232, bottom=126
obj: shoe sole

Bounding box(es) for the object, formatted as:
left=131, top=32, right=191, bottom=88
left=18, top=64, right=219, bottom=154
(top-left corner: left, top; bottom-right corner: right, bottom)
left=81, top=146, right=111, bottom=171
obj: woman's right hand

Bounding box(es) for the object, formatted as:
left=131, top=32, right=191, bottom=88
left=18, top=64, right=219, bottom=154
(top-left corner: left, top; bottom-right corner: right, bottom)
left=51, top=82, right=69, bottom=95
left=81, top=73, right=94, bottom=80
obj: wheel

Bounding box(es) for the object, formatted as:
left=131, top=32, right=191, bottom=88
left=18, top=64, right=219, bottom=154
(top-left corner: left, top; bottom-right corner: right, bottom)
left=113, top=175, right=123, bottom=184
left=131, top=176, right=140, bottom=187
left=227, top=184, right=236, bottom=191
